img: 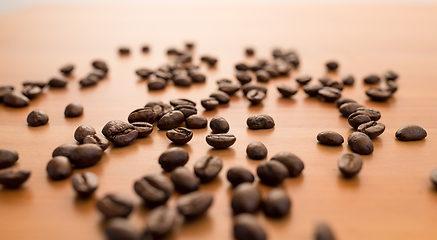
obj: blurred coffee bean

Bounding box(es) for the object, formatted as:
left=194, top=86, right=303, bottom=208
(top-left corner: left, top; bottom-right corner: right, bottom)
left=170, top=98, right=196, bottom=107
left=148, top=77, right=166, bottom=90
left=317, top=87, right=342, bottom=102
left=134, top=174, right=174, bottom=206
left=146, top=206, right=179, bottom=238
left=3, top=92, right=29, bottom=108
left=46, top=156, right=73, bottom=180
left=227, top=167, right=255, bottom=187
left=296, top=75, right=312, bottom=85
left=231, top=183, right=261, bottom=214
left=60, top=64, right=74, bottom=75
left=270, top=152, right=304, bottom=177
left=159, top=147, right=189, bottom=171
left=210, top=91, right=230, bottom=104
left=234, top=214, right=267, bottom=240
left=0, top=149, right=18, bottom=169
left=263, top=188, right=291, bottom=218
left=119, top=47, right=130, bottom=54
left=96, top=193, right=133, bottom=218
left=236, top=71, right=252, bottom=84
left=348, top=112, right=371, bottom=130
left=326, top=61, right=339, bottom=71
left=219, top=83, right=241, bottom=95
left=174, top=105, right=197, bottom=118
left=105, top=218, right=141, bottom=240
left=245, top=48, right=254, bottom=56
left=339, top=102, right=363, bottom=117
left=201, top=98, right=219, bottom=111
left=177, top=191, right=213, bottom=218
left=0, top=169, right=31, bottom=189
left=135, top=68, right=153, bottom=78
left=363, top=74, right=380, bottom=84
left=256, top=70, right=270, bottom=82
left=338, top=153, right=363, bottom=178
left=277, top=85, right=297, bottom=98
left=247, top=89, right=266, bottom=105
left=92, top=60, right=109, bottom=73
left=236, top=63, right=249, bottom=71
left=194, top=155, right=223, bottom=183
left=342, top=74, right=355, bottom=85
left=170, top=167, right=199, bottom=193
left=354, top=107, right=381, bottom=121
left=315, top=222, right=336, bottom=240
left=366, top=88, right=393, bottom=102
left=128, top=107, right=156, bottom=124
left=71, top=172, right=99, bottom=198
left=257, top=161, right=288, bottom=186
left=48, top=76, right=67, bottom=88
left=303, top=84, right=323, bottom=97
left=384, top=70, right=399, bottom=81
left=52, top=143, right=77, bottom=158
left=166, top=127, right=193, bottom=145
left=242, top=84, right=267, bottom=96
left=22, top=85, right=42, bottom=99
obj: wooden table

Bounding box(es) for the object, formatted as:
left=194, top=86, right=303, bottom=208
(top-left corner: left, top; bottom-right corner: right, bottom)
left=1, top=3, right=437, bottom=240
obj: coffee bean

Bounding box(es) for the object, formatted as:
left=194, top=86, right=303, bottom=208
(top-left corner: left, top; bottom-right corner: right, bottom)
left=364, top=74, right=380, bottom=84
left=315, top=222, right=336, bottom=240
left=357, top=121, right=385, bottom=139
left=354, top=107, right=381, bottom=121
left=106, top=121, right=138, bottom=146
left=166, top=127, right=193, bottom=145
left=174, top=105, right=197, bottom=118
left=52, top=143, right=77, bottom=158
left=366, top=88, right=393, bottom=102
left=317, top=131, right=344, bottom=146
left=242, top=84, right=267, bottom=96
left=128, top=107, right=156, bottom=124
left=205, top=56, right=218, bottom=66
left=263, top=189, right=291, bottom=218
left=318, top=76, right=332, bottom=86
left=83, top=134, right=110, bottom=150
left=189, top=71, right=206, bottom=83
left=159, top=147, right=189, bottom=171
left=386, top=80, right=398, bottom=93
left=276, top=85, right=297, bottom=98
left=131, top=122, right=153, bottom=138
left=257, top=161, right=288, bottom=186
left=336, top=98, right=356, bottom=108
left=173, top=74, right=193, bottom=87
left=69, top=144, right=103, bottom=168
left=326, top=61, right=339, bottom=71
left=285, top=54, right=300, bottom=67
left=170, top=167, right=199, bottom=193
left=246, top=141, right=267, bottom=160
left=96, top=193, right=133, bottom=218
left=194, top=155, right=223, bottom=183
left=185, top=114, right=208, bottom=129
left=348, top=112, right=371, bottom=130
left=296, top=75, right=312, bottom=85
left=217, top=79, right=232, bottom=86
left=22, top=85, right=42, bottom=99
left=146, top=206, right=179, bottom=238
left=231, top=183, right=261, bottom=214
left=0, top=87, right=14, bottom=103
left=0, top=149, right=18, bottom=169
left=155, top=70, right=173, bottom=81
left=430, top=169, right=437, bottom=188
left=234, top=214, right=267, bottom=240
left=22, top=82, right=46, bottom=88
left=339, top=102, right=363, bottom=117
left=3, top=92, right=29, bottom=108
left=275, top=60, right=292, bottom=75
left=270, top=152, right=304, bottom=177
left=92, top=60, right=109, bottom=73
left=79, top=76, right=98, bottom=87
left=134, top=174, right=174, bottom=206
left=210, top=91, right=230, bottom=104
left=89, top=69, right=107, bottom=80
left=327, top=81, right=344, bottom=91
left=206, top=134, right=236, bottom=149
left=303, top=84, right=323, bottom=97
left=338, top=153, right=363, bottom=178
left=342, top=74, right=355, bottom=86
left=247, top=114, right=275, bottom=130
left=256, top=70, right=270, bottom=82
left=48, top=76, right=67, bottom=88
left=27, top=110, right=49, bottom=127
left=236, top=63, right=249, bottom=71
left=219, top=83, right=241, bottom=96
left=0, top=85, right=14, bottom=91
left=247, top=89, right=266, bottom=105
left=263, top=64, right=279, bottom=78
left=64, top=103, right=83, bottom=118
left=201, top=98, right=219, bottom=111
left=102, top=120, right=123, bottom=137
left=145, top=101, right=173, bottom=119
left=157, top=110, right=185, bottom=130
left=348, top=132, right=374, bottom=155
left=74, top=125, right=96, bottom=143
left=0, top=169, right=30, bottom=189
left=105, top=218, right=141, bottom=240
left=46, top=156, right=73, bottom=180
left=384, top=70, right=398, bottom=81
left=227, top=167, right=255, bottom=187
left=317, top=87, right=342, bottom=102
left=395, top=124, right=427, bottom=141
left=245, top=48, right=254, bottom=56
left=148, top=77, right=166, bottom=90
left=135, top=68, right=154, bottom=78
left=141, top=45, right=150, bottom=53
left=71, top=172, right=98, bottom=198
left=210, top=116, right=230, bottom=134
left=236, top=71, right=252, bottom=84
left=119, top=47, right=130, bottom=54
left=60, top=64, right=74, bottom=75
left=177, top=191, right=213, bottom=218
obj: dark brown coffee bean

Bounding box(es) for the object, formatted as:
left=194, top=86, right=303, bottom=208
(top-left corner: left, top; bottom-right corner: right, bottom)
left=354, top=107, right=381, bottom=121
left=217, top=78, right=233, bottom=85
left=339, top=102, right=363, bottom=117
left=0, top=169, right=31, bottom=189
left=242, top=84, right=267, bottom=96
left=430, top=169, right=437, bottom=188
left=64, top=103, right=83, bottom=118
left=59, top=64, right=74, bottom=75
left=348, top=132, right=374, bottom=155
left=247, top=89, right=266, bottom=105
left=131, top=122, right=153, bottom=138
left=83, top=134, right=110, bottom=150
left=366, top=88, right=393, bottom=102
left=231, top=183, right=261, bottom=214
left=303, top=84, right=323, bottom=97
left=206, top=134, right=236, bottom=149
left=210, top=116, right=229, bottom=134
left=22, top=85, right=42, bottom=99
left=227, top=167, right=254, bottom=187
left=317, top=131, right=344, bottom=146
left=256, top=70, right=270, bottom=82
left=128, top=107, right=156, bottom=124
left=119, top=47, right=130, bottom=54
left=135, top=68, right=153, bottom=78
left=271, top=152, right=304, bottom=177
left=174, top=105, right=197, bottom=118
left=142, top=45, right=150, bottom=52
left=89, top=69, right=107, bottom=80
left=296, top=75, right=312, bottom=85
left=177, top=191, right=213, bottom=218
left=277, top=84, right=297, bottom=98
left=263, top=64, right=279, bottom=78
left=236, top=63, right=249, bottom=71
left=219, top=83, right=241, bottom=96
left=285, top=54, right=300, bottom=67
left=102, top=120, right=123, bottom=137
left=106, top=122, right=138, bottom=146
left=318, top=76, right=332, bottom=86
left=348, top=112, right=371, bottom=130
left=79, top=76, right=98, bottom=87
left=272, top=48, right=284, bottom=58
left=185, top=114, right=207, bottom=129
left=275, top=60, right=292, bottom=75
left=342, top=74, right=355, bottom=86
left=3, top=92, right=29, bottom=108
left=364, top=74, right=380, bottom=84
left=27, top=110, right=49, bottom=127
left=189, top=71, right=206, bottom=83
left=338, top=153, right=363, bottom=178
left=155, top=70, right=172, bottom=81
left=194, top=155, right=223, bottom=183
left=159, top=147, right=189, bottom=171
left=263, top=188, right=291, bottom=218
left=327, top=81, right=344, bottom=91
left=157, top=110, right=185, bottom=130
left=315, top=222, right=336, bottom=240
left=257, top=161, right=288, bottom=186
left=357, top=121, right=385, bottom=139
left=0, top=85, right=14, bottom=91
left=69, top=144, right=103, bottom=168
left=236, top=71, right=252, bottom=84
left=92, top=60, right=109, bottom=73
left=173, top=74, right=192, bottom=87
left=146, top=206, right=179, bottom=238
left=246, top=141, right=267, bottom=160
left=384, top=70, right=398, bottom=81
left=74, top=125, right=96, bottom=143
left=245, top=48, right=254, bottom=56
left=52, top=143, right=77, bottom=158
left=166, top=127, right=193, bottom=145
left=210, top=91, right=230, bottom=104
left=46, top=156, right=73, bottom=180
left=22, top=82, right=46, bottom=89
left=134, top=174, right=174, bottom=206
left=105, top=218, right=141, bottom=240
left=0, top=149, right=18, bottom=169
left=148, top=77, right=166, bottom=90
left=96, top=193, right=133, bottom=218
left=167, top=48, right=179, bottom=55
left=234, top=214, right=267, bottom=240
left=326, top=61, right=339, bottom=71
left=170, top=98, right=196, bottom=107
left=336, top=98, right=356, bottom=108
left=317, top=87, right=342, bottom=102
left=71, top=172, right=98, bottom=198
left=0, top=87, right=13, bottom=103
left=386, top=80, right=398, bottom=93
left=247, top=114, right=275, bottom=130
left=145, top=101, right=173, bottom=119
left=395, top=125, right=427, bottom=141
left=170, top=167, right=199, bottom=193
left=48, top=76, right=67, bottom=88
left=201, top=98, right=219, bottom=111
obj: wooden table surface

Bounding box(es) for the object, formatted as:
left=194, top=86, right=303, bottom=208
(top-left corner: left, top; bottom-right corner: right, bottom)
left=1, top=3, right=437, bottom=240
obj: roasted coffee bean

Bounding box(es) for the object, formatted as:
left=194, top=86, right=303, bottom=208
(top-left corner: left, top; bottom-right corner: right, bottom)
left=170, top=98, right=196, bottom=107
left=271, top=152, right=304, bottom=177
left=177, top=191, right=213, bottom=218
left=119, top=47, right=130, bottom=54
left=236, top=63, right=249, bottom=71
left=194, top=155, right=223, bottom=182
left=74, top=125, right=96, bottom=143
left=148, top=76, right=166, bottom=90
left=201, top=56, right=218, bottom=66
left=173, top=74, right=192, bottom=87
left=336, top=98, right=356, bottom=108
left=384, top=70, right=399, bottom=81
left=167, top=47, right=179, bottom=55
left=317, top=131, right=344, bottom=146
left=317, top=87, right=341, bottom=102
left=134, top=174, right=174, bottom=206
left=159, top=147, right=189, bottom=171
left=60, top=64, right=74, bottom=75
left=22, top=85, right=42, bottom=99
left=315, top=222, right=336, bottom=240
left=83, top=134, right=110, bottom=150
left=246, top=141, right=267, bottom=160
left=48, top=76, right=67, bottom=88
left=338, top=153, right=363, bottom=178
left=263, top=189, right=291, bottom=218
left=256, top=70, right=270, bottom=82
left=217, top=78, right=233, bottom=85
left=245, top=48, right=254, bottom=56
left=96, top=193, right=133, bottom=218
left=247, top=89, right=266, bottom=105
left=22, top=82, right=46, bottom=88
left=366, top=88, right=393, bottom=101
left=89, top=69, right=107, bottom=80
left=155, top=70, right=173, bottom=81
left=219, top=83, right=241, bottom=96
left=102, top=120, right=123, bottom=137
left=92, top=60, right=109, bottom=73
left=210, top=91, right=230, bottom=104
left=0, top=169, right=30, bottom=189
left=242, top=84, right=267, bottom=96
left=131, top=122, right=153, bottom=138
left=128, top=107, right=155, bottom=124
left=236, top=71, right=252, bottom=84
left=170, top=167, right=199, bottom=193
left=296, top=75, right=312, bottom=85
left=257, top=161, right=288, bottom=186
left=3, top=92, right=29, bottom=108
left=145, top=100, right=173, bottom=119
left=64, top=103, right=83, bottom=118
left=0, top=87, right=13, bottom=103
left=327, top=81, right=344, bottom=91
left=263, top=64, right=279, bottom=78
left=348, top=112, right=371, bottom=130
left=326, top=61, right=339, bottom=71
left=189, top=71, right=206, bottom=83
left=234, top=214, right=267, bottom=240
left=71, top=172, right=99, bottom=198
left=285, top=54, right=300, bottom=67
left=105, top=218, right=141, bottom=240
left=46, top=156, right=73, bottom=180
left=231, top=183, right=261, bottom=214
left=106, top=121, right=138, bottom=146
left=186, top=65, right=199, bottom=72
left=185, top=42, right=195, bottom=49
left=430, top=169, right=437, bottom=188
left=277, top=85, right=297, bottom=98
left=357, top=121, right=385, bottom=139
left=79, top=76, right=98, bottom=87
left=185, top=114, right=208, bottom=129
left=247, top=114, right=275, bottom=130
left=318, top=76, right=331, bottom=86
left=27, top=110, right=49, bottom=127
left=275, top=60, right=292, bottom=75
left=69, top=144, right=103, bottom=168
left=52, top=143, right=77, bottom=158
left=227, top=167, right=255, bottom=187
left=354, top=107, right=381, bottom=121
left=174, top=105, right=197, bottom=118
left=348, top=132, right=374, bottom=155
left=303, top=84, right=323, bottom=97
left=210, top=116, right=229, bottom=134
left=142, top=45, right=150, bottom=52
left=386, top=80, right=398, bottom=93
left=364, top=74, right=380, bottom=84
left=157, top=110, right=185, bottom=130
left=0, top=149, right=18, bottom=169
left=135, top=68, right=154, bottom=78
left=166, top=127, right=193, bottom=145
left=146, top=206, right=179, bottom=238
left=206, top=134, right=236, bottom=149
left=201, top=98, right=219, bottom=110
left=395, top=124, right=427, bottom=141
left=342, top=74, right=355, bottom=85
left=339, top=102, right=363, bottom=117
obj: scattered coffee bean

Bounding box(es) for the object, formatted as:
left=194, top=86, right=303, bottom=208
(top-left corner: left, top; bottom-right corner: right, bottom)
left=60, top=64, right=74, bottom=75
left=234, top=214, right=267, bottom=240
left=242, top=84, right=267, bottom=96
left=339, top=102, right=363, bottom=117
left=386, top=80, right=398, bottom=93
left=52, top=143, right=77, bottom=158
left=363, top=74, right=380, bottom=84
left=89, top=69, right=106, bottom=80
left=366, top=88, right=393, bottom=101
left=210, top=91, right=230, bottom=104
left=236, top=71, right=252, bottom=84
left=173, top=74, right=193, bottom=87
left=194, top=155, right=223, bottom=183
left=315, top=222, right=336, bottom=240
left=102, top=120, right=123, bottom=137
left=246, top=141, right=267, bottom=160
left=263, top=188, right=291, bottom=218
left=303, top=84, right=323, bottom=97
left=256, top=70, right=270, bottom=82
left=48, top=76, right=67, bottom=88
left=185, top=114, right=207, bottom=129
left=83, top=134, right=110, bottom=150
left=245, top=48, right=254, bottom=56
left=136, top=68, right=153, bottom=78
left=270, top=152, right=304, bottom=177
left=296, top=75, right=312, bottom=85
left=317, top=87, right=342, bottom=102
left=348, top=112, right=371, bottom=130
left=174, top=105, right=197, bottom=118
left=247, top=114, right=275, bottom=130
left=210, top=116, right=230, bottom=134
left=219, top=83, right=241, bottom=96
left=347, top=132, right=374, bottom=155
left=247, top=89, right=266, bottom=105
left=155, top=70, right=172, bottom=81
left=92, top=60, right=109, bottom=73
left=96, top=193, right=133, bottom=218
left=166, top=127, right=193, bottom=145
left=326, top=61, right=339, bottom=71
left=145, top=100, right=173, bottom=119
left=159, top=147, right=189, bottom=171
left=318, top=76, right=332, bottom=86
left=131, top=122, right=153, bottom=138
left=105, top=218, right=141, bottom=240
left=354, top=107, right=381, bottom=121
left=27, top=110, right=49, bottom=127
left=64, top=103, right=83, bottom=118
left=46, top=156, right=73, bottom=180
left=128, top=107, right=156, bottom=124
left=106, top=121, right=138, bottom=146
left=227, top=167, right=254, bottom=187
left=263, top=64, right=279, bottom=78
left=257, top=161, right=288, bottom=186
left=232, top=183, right=261, bottom=214
left=170, top=167, right=199, bottom=193
left=22, top=85, right=42, bottom=99
left=384, top=70, right=398, bottom=81
left=157, top=110, right=185, bottom=130
left=0, top=169, right=30, bottom=189
left=134, top=174, right=174, bottom=206
left=79, top=76, right=98, bottom=87
left=336, top=98, right=356, bottom=108
left=430, top=168, right=437, bottom=188
left=338, top=153, right=363, bottom=178
left=357, top=121, right=385, bottom=139
left=177, top=191, right=213, bottom=218
left=71, top=172, right=99, bottom=198
left=206, top=134, right=236, bottom=149
left=189, top=71, right=206, bottom=83
left=342, top=74, right=355, bottom=86
left=395, top=124, right=427, bottom=141
left=317, top=131, right=344, bottom=146
left=277, top=85, right=297, bottom=98
left=236, top=63, right=249, bottom=71
left=0, top=87, right=14, bottom=103
left=69, top=144, right=103, bottom=168
left=201, top=98, right=219, bottom=111
left=146, top=206, right=179, bottom=238
left=0, top=149, right=18, bottom=169
left=3, top=92, right=29, bottom=108
left=74, top=125, right=96, bottom=143
left=275, top=60, right=292, bottom=75
left=148, top=77, right=166, bottom=90
left=119, top=47, right=130, bottom=54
